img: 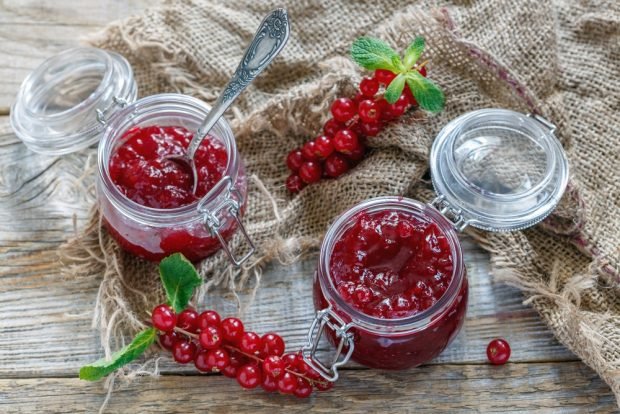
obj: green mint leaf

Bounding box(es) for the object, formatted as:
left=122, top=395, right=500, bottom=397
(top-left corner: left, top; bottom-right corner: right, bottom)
left=160, top=253, right=202, bottom=313
left=405, top=71, right=445, bottom=113
left=79, top=328, right=156, bottom=381
left=384, top=74, right=406, bottom=104
left=351, top=37, right=403, bottom=72
left=403, top=36, right=425, bottom=69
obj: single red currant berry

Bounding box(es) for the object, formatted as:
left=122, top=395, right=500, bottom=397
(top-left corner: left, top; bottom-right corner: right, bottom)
left=359, top=77, right=379, bottom=97
left=172, top=340, right=197, bottom=364
left=333, top=129, right=359, bottom=154
left=375, top=69, right=396, bottom=85
left=158, top=331, right=179, bottom=351
left=323, top=118, right=343, bottom=137
left=197, top=310, right=221, bottom=331
left=240, top=331, right=262, bottom=355
left=392, top=94, right=410, bottom=116
left=294, top=378, right=313, bottom=398
left=151, top=304, right=176, bottom=332
left=314, top=377, right=334, bottom=391
left=299, top=161, right=322, bottom=184
left=301, top=141, right=320, bottom=161
left=352, top=92, right=364, bottom=105
left=281, top=353, right=298, bottom=368
left=324, top=153, right=350, bottom=178
left=277, top=371, right=298, bottom=394
left=294, top=354, right=310, bottom=373
left=358, top=99, right=382, bottom=123
left=487, top=338, right=511, bottom=365
left=176, top=308, right=199, bottom=333
left=199, top=325, right=223, bottom=349
left=330, top=97, right=357, bottom=123
left=418, top=66, right=427, bottom=77
left=261, top=333, right=285, bottom=357
left=286, top=174, right=305, bottom=193
left=236, top=364, right=262, bottom=389
left=194, top=349, right=211, bottom=372
left=360, top=121, right=383, bottom=137
left=206, top=348, right=230, bottom=371
left=346, top=144, right=366, bottom=162
left=262, top=355, right=286, bottom=379
left=222, top=364, right=238, bottom=378
left=221, top=317, right=244, bottom=343
left=261, top=374, right=279, bottom=392
left=286, top=148, right=305, bottom=172
left=314, top=135, right=334, bottom=159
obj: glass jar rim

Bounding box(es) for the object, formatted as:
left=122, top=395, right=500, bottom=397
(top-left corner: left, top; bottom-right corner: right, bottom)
left=317, top=196, right=465, bottom=333
left=97, top=93, right=240, bottom=227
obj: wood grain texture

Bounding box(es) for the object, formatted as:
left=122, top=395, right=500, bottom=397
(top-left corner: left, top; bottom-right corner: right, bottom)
left=0, top=0, right=616, bottom=412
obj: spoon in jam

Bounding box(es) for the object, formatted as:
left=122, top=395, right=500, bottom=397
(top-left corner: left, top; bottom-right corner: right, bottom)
left=166, top=8, right=290, bottom=193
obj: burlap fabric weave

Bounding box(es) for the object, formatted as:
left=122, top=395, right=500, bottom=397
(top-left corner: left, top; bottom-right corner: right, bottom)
left=60, top=0, right=620, bottom=403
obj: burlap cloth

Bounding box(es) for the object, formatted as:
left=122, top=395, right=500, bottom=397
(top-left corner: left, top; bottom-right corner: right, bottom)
left=60, top=0, right=620, bottom=403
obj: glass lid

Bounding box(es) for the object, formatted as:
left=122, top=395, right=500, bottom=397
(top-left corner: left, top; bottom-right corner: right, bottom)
left=430, top=108, right=569, bottom=232
left=10, top=47, right=137, bottom=155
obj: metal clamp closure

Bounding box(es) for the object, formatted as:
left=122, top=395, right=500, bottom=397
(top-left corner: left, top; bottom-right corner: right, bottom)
left=430, top=195, right=469, bottom=231
left=301, top=308, right=354, bottom=382
left=527, top=113, right=557, bottom=134
left=96, top=96, right=129, bottom=126
left=197, top=176, right=255, bottom=266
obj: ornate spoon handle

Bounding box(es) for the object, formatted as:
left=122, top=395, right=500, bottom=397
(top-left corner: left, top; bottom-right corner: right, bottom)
left=187, top=8, right=290, bottom=159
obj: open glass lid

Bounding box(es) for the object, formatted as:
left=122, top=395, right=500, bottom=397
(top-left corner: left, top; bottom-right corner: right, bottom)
left=430, top=108, right=569, bottom=232
left=10, top=47, right=137, bottom=155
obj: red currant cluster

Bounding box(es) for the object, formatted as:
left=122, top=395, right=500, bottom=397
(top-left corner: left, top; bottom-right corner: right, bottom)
left=285, top=67, right=427, bottom=193
left=151, top=304, right=333, bottom=397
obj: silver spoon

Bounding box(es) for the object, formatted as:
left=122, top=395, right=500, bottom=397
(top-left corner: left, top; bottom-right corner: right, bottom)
left=167, top=8, right=290, bottom=193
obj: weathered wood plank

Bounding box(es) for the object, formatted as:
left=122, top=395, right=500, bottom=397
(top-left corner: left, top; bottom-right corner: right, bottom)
left=0, top=362, right=615, bottom=413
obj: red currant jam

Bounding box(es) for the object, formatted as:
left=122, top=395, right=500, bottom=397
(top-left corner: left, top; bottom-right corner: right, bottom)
left=313, top=198, right=468, bottom=369
left=109, top=126, right=227, bottom=208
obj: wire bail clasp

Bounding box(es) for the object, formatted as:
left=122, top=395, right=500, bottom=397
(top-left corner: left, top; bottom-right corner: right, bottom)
left=431, top=195, right=469, bottom=231
left=96, top=96, right=129, bottom=126
left=301, top=308, right=354, bottom=382
left=197, top=176, right=255, bottom=266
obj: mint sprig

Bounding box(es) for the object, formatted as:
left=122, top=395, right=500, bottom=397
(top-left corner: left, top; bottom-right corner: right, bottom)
left=351, top=36, right=444, bottom=112
left=79, top=253, right=202, bottom=381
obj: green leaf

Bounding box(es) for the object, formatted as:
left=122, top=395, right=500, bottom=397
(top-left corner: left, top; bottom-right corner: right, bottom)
left=384, top=74, right=406, bottom=104
left=405, top=71, right=445, bottom=113
left=351, top=37, right=403, bottom=72
left=159, top=253, right=202, bottom=313
left=79, top=328, right=156, bottom=381
left=403, top=36, right=425, bottom=69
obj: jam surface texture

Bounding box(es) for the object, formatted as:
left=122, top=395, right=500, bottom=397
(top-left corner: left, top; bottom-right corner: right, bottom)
left=109, top=125, right=227, bottom=209
left=330, top=210, right=454, bottom=319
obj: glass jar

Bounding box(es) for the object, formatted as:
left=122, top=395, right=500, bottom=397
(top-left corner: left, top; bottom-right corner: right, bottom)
left=10, top=47, right=255, bottom=265
left=97, top=93, right=252, bottom=263
left=302, top=109, right=569, bottom=381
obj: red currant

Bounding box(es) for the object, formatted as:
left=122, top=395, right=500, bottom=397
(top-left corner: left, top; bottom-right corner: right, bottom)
left=286, top=174, right=305, bottom=193
left=194, top=349, right=211, bottom=372
left=315, top=377, right=334, bottom=391
left=324, top=153, right=350, bottom=178
left=403, top=86, right=417, bottom=107
left=151, top=304, right=176, bottom=332
left=237, top=364, right=262, bottom=389
left=301, top=141, right=319, bottom=161
left=206, top=348, right=230, bottom=371
left=221, top=318, right=244, bottom=343
left=281, top=353, right=298, bottom=368
left=487, top=338, right=511, bottom=365
left=262, top=355, right=286, bottom=379
left=176, top=308, right=199, bottom=333
left=222, top=364, right=238, bottom=378
left=346, top=144, right=366, bottom=162
left=261, top=374, right=279, bottom=392
left=222, top=350, right=245, bottom=378
left=197, top=310, right=221, bottom=331
left=158, top=331, right=178, bottom=351
left=330, top=98, right=357, bottom=123
left=172, top=340, right=197, bottom=364
left=240, top=331, right=262, bottom=355
left=286, top=149, right=305, bottom=171
left=375, top=69, right=396, bottom=85
left=314, top=135, right=334, bottom=159
left=418, top=66, right=427, bottom=77
left=260, top=333, right=285, bottom=357
left=294, top=378, right=313, bottom=398
left=199, top=325, right=223, bottom=349
left=358, top=99, right=381, bottom=123
left=299, top=161, right=322, bottom=184
left=359, top=77, right=379, bottom=97
left=360, top=121, right=383, bottom=137
left=323, top=118, right=343, bottom=137
left=276, top=371, right=298, bottom=394
left=333, top=129, right=359, bottom=154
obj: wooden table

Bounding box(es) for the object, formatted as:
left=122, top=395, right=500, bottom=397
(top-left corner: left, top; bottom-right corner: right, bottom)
left=0, top=1, right=616, bottom=412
